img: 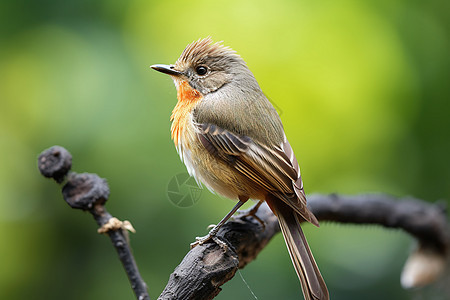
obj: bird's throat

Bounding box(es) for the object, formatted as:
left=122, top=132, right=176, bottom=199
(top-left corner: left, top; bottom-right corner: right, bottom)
left=170, top=80, right=203, bottom=147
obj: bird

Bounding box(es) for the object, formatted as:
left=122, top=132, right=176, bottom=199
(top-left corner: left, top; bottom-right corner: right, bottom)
left=151, top=37, right=329, bottom=300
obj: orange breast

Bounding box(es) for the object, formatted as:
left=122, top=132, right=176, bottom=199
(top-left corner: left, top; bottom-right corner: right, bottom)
left=170, top=80, right=203, bottom=147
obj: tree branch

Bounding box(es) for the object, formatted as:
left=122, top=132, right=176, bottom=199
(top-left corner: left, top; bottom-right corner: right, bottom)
left=37, top=146, right=449, bottom=300
left=308, top=193, right=449, bottom=253
left=159, top=194, right=449, bottom=299
left=38, top=146, right=150, bottom=300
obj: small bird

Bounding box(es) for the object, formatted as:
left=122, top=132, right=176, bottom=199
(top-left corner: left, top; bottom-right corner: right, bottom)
left=152, top=38, right=329, bottom=300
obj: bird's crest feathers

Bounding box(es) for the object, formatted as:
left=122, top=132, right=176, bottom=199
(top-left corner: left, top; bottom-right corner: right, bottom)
left=176, top=37, right=240, bottom=66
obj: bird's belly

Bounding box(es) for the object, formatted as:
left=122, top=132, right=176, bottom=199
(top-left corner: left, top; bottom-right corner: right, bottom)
left=178, top=119, right=264, bottom=201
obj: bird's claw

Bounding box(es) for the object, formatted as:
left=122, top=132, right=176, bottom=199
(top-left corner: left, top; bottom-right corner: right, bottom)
left=245, top=212, right=266, bottom=230
left=239, top=204, right=266, bottom=230
left=190, top=225, right=228, bottom=251
left=190, top=234, right=212, bottom=249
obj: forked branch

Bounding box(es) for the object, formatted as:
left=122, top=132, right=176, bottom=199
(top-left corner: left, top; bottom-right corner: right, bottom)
left=38, top=146, right=449, bottom=300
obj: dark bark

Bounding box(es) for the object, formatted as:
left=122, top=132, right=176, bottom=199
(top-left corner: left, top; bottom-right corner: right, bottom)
left=159, top=194, right=449, bottom=299
left=38, top=146, right=449, bottom=300
left=38, top=146, right=150, bottom=300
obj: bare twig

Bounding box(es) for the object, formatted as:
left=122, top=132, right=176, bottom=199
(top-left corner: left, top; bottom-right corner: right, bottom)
left=308, top=193, right=449, bottom=253
left=38, top=146, right=450, bottom=300
left=38, top=146, right=150, bottom=300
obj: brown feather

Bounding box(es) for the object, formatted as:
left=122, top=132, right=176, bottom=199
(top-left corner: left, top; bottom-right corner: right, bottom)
left=157, top=37, right=327, bottom=299
left=176, top=37, right=240, bottom=67
left=196, top=123, right=319, bottom=226
left=266, top=195, right=329, bottom=300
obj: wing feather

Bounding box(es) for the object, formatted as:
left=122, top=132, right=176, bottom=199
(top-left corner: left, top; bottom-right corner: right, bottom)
left=197, top=123, right=318, bottom=225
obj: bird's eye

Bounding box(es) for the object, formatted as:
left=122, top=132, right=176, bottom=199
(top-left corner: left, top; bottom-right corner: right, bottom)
left=195, top=66, right=208, bottom=76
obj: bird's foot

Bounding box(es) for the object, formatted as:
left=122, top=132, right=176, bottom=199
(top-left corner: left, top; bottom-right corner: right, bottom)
left=190, top=225, right=228, bottom=250
left=238, top=201, right=266, bottom=230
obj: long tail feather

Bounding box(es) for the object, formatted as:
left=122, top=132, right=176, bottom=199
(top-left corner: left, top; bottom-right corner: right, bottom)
left=266, top=197, right=329, bottom=300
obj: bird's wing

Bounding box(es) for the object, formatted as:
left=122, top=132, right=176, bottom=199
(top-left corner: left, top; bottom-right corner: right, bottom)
left=197, top=123, right=318, bottom=226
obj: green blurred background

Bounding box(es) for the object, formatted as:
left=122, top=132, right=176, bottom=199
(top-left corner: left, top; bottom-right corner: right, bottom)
left=1, top=0, right=449, bottom=299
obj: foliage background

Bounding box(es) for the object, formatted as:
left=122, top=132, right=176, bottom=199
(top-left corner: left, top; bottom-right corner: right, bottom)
left=0, top=0, right=449, bottom=299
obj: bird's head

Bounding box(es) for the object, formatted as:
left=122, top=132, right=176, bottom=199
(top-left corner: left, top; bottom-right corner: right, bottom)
left=152, top=37, right=252, bottom=96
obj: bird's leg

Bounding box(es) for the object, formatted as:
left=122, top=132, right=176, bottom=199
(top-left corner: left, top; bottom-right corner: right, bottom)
left=190, top=196, right=248, bottom=249
left=237, top=200, right=266, bottom=229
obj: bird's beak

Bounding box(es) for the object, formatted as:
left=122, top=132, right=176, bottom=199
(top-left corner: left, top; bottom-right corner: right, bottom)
left=150, top=64, right=183, bottom=76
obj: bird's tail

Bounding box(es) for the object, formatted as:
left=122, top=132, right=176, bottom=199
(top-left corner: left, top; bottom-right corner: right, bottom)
left=266, top=197, right=329, bottom=300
